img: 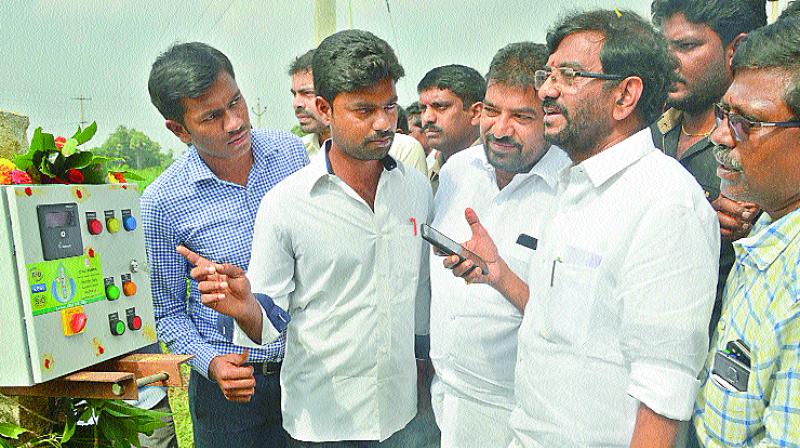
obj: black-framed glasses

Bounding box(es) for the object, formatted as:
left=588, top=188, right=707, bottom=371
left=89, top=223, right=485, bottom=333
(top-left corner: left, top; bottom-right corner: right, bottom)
left=713, top=103, right=800, bottom=143
left=534, top=67, right=626, bottom=90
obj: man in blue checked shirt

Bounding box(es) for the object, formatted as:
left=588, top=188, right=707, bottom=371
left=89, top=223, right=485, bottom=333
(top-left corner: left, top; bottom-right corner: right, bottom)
left=143, top=42, right=307, bottom=447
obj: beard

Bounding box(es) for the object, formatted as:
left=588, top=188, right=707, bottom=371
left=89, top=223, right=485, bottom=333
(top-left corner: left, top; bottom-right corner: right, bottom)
left=338, top=131, right=395, bottom=161
left=542, top=96, right=609, bottom=160
left=668, top=68, right=730, bottom=114
left=482, top=134, right=537, bottom=173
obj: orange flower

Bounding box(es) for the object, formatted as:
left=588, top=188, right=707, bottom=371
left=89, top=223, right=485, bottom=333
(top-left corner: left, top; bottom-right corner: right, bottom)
left=55, top=136, right=67, bottom=150
left=0, top=158, right=16, bottom=184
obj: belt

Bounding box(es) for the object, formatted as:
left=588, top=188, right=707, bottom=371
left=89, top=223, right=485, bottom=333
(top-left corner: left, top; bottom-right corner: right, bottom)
left=247, top=361, right=282, bottom=376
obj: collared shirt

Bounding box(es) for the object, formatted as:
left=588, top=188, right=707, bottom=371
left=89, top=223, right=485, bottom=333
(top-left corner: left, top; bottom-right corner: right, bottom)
left=652, top=108, right=736, bottom=336
left=429, top=138, right=481, bottom=197
left=510, top=128, right=720, bottom=447
left=693, top=208, right=800, bottom=447
left=141, top=129, right=307, bottom=377
left=240, top=142, right=433, bottom=442
left=429, top=145, right=569, bottom=446
left=304, top=132, right=428, bottom=176
left=301, top=133, right=322, bottom=160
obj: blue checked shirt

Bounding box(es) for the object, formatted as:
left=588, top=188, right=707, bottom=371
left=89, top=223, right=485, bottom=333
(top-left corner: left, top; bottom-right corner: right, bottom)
left=693, top=207, right=800, bottom=447
left=140, top=129, right=308, bottom=378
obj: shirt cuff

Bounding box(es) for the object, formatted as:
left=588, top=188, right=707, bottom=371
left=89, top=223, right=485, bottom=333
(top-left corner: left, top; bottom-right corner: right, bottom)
left=192, top=343, right=222, bottom=380
left=627, top=360, right=700, bottom=420
left=231, top=305, right=282, bottom=348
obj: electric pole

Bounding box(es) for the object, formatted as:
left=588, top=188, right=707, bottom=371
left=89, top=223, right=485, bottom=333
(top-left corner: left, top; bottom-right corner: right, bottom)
left=71, top=95, right=92, bottom=128
left=251, top=97, right=267, bottom=129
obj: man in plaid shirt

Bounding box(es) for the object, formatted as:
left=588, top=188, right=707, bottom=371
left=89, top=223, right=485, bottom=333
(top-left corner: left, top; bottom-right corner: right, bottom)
left=692, top=16, right=800, bottom=447
left=143, top=42, right=307, bottom=447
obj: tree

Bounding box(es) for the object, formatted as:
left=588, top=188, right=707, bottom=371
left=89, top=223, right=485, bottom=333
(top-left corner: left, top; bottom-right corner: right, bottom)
left=93, top=126, right=171, bottom=169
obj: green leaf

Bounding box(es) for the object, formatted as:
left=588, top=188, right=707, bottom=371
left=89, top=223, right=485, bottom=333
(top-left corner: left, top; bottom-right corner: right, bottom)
left=73, top=122, right=97, bottom=145
left=39, top=156, right=57, bottom=178
left=65, top=151, right=95, bottom=170
left=41, top=132, right=57, bottom=152
left=120, top=170, right=144, bottom=181
left=12, top=153, right=33, bottom=171
left=61, top=138, right=78, bottom=157
left=29, top=127, right=44, bottom=152
left=0, top=439, right=12, bottom=448
left=0, top=422, right=27, bottom=439
left=62, top=404, right=77, bottom=443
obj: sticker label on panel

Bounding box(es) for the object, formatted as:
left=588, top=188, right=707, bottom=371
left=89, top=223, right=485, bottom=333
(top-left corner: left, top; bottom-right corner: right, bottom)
left=27, top=254, right=105, bottom=316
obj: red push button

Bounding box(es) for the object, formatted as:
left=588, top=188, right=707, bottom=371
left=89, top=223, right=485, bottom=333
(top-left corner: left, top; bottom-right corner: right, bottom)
left=88, top=219, right=103, bottom=235
left=128, top=315, right=142, bottom=331
left=70, top=313, right=87, bottom=333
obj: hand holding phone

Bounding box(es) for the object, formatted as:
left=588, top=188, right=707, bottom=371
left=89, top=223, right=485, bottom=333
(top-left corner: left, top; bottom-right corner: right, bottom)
left=421, top=224, right=489, bottom=275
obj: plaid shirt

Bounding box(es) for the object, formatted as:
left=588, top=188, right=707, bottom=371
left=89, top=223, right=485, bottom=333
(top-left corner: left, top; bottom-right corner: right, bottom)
left=140, top=129, right=307, bottom=378
left=693, top=207, right=800, bottom=447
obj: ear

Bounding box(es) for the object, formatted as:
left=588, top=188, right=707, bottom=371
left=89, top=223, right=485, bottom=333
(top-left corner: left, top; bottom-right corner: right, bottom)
left=468, top=101, right=483, bottom=126
left=611, top=76, right=644, bottom=122
left=316, top=96, right=333, bottom=124
left=726, top=33, right=747, bottom=68
left=165, top=120, right=192, bottom=145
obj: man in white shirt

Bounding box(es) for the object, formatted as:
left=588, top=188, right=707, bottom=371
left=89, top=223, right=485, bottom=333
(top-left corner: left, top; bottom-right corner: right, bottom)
left=289, top=49, right=330, bottom=160
left=180, top=29, right=433, bottom=446
left=429, top=42, right=569, bottom=448
left=443, top=10, right=719, bottom=448
left=417, top=65, right=485, bottom=194
left=289, top=49, right=428, bottom=176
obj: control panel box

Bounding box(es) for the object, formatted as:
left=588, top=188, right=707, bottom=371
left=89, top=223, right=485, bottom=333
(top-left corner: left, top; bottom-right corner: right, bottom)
left=0, top=184, right=157, bottom=386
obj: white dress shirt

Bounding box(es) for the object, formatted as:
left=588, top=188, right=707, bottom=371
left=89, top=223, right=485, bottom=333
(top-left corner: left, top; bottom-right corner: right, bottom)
left=429, top=145, right=569, bottom=448
left=509, top=129, right=720, bottom=447
left=236, top=144, right=433, bottom=442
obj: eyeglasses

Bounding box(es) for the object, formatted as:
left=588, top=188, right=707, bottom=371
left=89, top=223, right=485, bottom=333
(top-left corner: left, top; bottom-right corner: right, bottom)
left=713, top=103, right=800, bottom=143
left=534, top=67, right=626, bottom=90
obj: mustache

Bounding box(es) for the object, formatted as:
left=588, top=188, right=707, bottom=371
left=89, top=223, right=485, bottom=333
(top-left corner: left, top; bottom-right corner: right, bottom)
left=422, top=123, right=443, bottom=133
left=713, top=144, right=743, bottom=171
left=485, top=134, right=522, bottom=150
left=542, top=99, right=567, bottom=115
left=366, top=131, right=394, bottom=142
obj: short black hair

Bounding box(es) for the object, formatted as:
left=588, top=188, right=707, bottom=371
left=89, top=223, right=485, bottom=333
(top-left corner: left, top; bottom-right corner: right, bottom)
left=312, top=29, right=404, bottom=105
left=148, top=42, right=235, bottom=123
left=417, top=65, right=486, bottom=109
left=780, top=1, right=800, bottom=20
left=651, top=0, right=767, bottom=45
left=396, top=105, right=409, bottom=133
left=288, top=49, right=315, bottom=76
left=547, top=9, right=677, bottom=126
left=406, top=101, right=421, bottom=116
left=486, top=42, right=548, bottom=91
left=733, top=15, right=800, bottom=118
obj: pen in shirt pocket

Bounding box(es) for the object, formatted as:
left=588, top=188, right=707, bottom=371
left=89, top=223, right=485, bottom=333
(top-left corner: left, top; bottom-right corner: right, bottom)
left=550, top=257, right=562, bottom=287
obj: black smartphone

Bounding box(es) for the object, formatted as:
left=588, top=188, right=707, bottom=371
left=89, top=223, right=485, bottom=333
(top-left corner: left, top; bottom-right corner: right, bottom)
left=421, top=223, right=489, bottom=275
left=712, top=350, right=750, bottom=392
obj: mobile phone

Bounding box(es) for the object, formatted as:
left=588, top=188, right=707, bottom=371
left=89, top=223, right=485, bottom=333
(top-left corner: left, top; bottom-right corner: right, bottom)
left=421, top=223, right=489, bottom=275
left=712, top=350, right=750, bottom=392
left=726, top=339, right=752, bottom=367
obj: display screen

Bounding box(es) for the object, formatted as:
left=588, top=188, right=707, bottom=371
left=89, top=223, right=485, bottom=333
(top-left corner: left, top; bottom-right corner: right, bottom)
left=45, top=211, right=73, bottom=228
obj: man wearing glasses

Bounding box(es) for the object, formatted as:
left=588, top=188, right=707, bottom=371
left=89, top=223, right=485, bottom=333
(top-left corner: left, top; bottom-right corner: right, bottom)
left=692, top=16, right=800, bottom=447
left=650, top=0, right=766, bottom=338
left=441, top=10, right=719, bottom=447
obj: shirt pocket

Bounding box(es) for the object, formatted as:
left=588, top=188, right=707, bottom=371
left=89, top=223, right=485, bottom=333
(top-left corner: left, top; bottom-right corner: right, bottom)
left=388, top=223, right=421, bottom=303
left=701, top=376, right=764, bottom=444
left=542, top=262, right=599, bottom=346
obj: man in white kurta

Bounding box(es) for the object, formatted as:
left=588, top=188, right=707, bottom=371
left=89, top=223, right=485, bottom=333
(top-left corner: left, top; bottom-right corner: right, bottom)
left=428, top=42, right=569, bottom=448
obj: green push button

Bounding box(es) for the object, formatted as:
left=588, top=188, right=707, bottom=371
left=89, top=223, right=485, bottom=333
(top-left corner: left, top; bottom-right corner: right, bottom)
left=111, top=320, right=126, bottom=336
left=106, top=284, right=120, bottom=301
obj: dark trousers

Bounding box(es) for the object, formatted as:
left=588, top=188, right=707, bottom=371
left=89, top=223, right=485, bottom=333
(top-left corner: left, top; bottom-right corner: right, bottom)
left=189, top=368, right=285, bottom=448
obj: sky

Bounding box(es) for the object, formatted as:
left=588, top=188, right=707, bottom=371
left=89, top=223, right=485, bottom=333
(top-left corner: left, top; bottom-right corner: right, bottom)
left=0, top=0, right=790, bottom=155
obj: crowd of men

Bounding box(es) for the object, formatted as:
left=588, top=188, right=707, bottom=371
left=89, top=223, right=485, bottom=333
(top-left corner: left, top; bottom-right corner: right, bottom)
left=138, top=1, right=800, bottom=447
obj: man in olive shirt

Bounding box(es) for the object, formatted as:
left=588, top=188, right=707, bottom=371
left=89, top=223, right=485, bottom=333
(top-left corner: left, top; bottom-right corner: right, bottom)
left=650, top=0, right=763, bottom=335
